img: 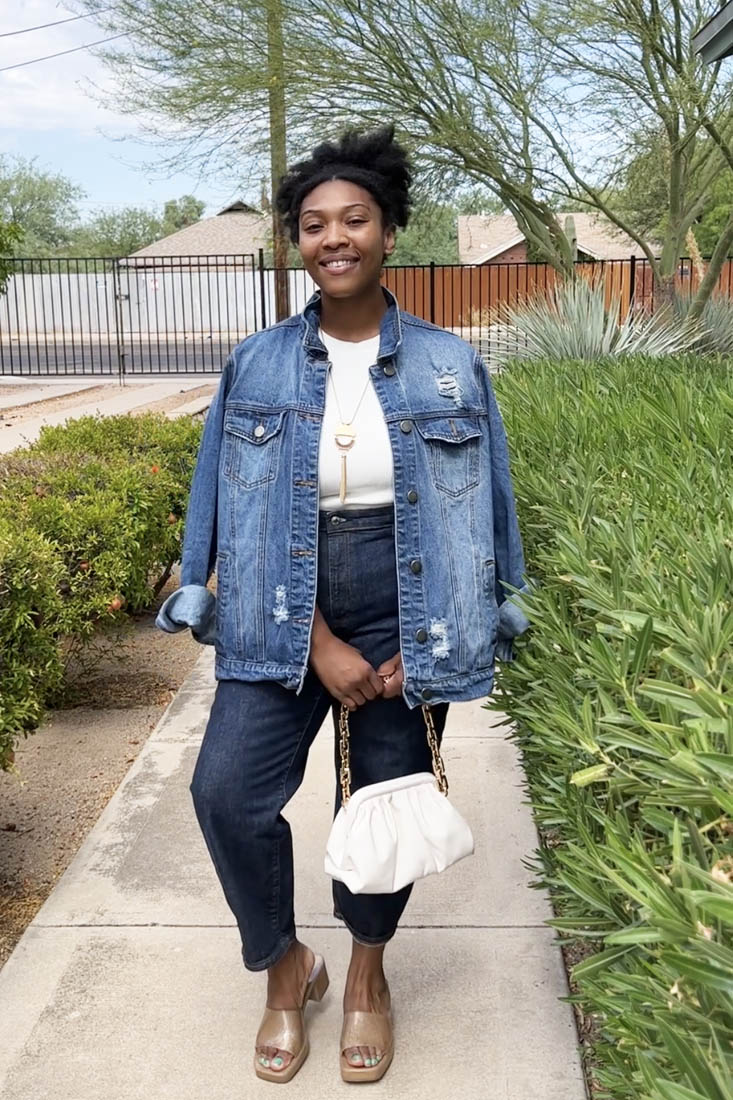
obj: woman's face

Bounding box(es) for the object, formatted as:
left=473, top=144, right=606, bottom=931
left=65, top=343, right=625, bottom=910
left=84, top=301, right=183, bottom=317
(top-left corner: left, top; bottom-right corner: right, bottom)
left=297, top=178, right=395, bottom=299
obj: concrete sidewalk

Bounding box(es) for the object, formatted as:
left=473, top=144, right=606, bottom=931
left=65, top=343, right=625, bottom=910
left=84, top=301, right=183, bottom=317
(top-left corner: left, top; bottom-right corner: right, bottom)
left=0, top=648, right=587, bottom=1099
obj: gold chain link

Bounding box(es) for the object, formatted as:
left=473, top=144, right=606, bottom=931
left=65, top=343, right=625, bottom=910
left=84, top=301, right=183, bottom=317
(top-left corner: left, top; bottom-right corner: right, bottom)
left=337, top=700, right=449, bottom=804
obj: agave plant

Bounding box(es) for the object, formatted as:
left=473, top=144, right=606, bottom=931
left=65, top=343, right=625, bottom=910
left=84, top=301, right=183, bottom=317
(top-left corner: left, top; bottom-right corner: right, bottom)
left=491, top=275, right=700, bottom=366
left=673, top=286, right=733, bottom=356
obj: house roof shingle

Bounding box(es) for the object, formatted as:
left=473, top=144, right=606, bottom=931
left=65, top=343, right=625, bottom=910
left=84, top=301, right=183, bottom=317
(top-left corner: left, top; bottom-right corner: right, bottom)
left=458, top=211, right=648, bottom=263
left=129, top=207, right=269, bottom=259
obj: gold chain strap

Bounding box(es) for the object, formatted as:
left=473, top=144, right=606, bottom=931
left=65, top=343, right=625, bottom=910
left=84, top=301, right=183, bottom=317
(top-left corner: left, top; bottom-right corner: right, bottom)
left=338, top=701, right=449, bottom=805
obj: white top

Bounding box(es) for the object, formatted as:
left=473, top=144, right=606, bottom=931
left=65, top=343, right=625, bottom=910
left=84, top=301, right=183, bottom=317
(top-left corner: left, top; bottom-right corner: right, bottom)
left=317, top=326, right=395, bottom=510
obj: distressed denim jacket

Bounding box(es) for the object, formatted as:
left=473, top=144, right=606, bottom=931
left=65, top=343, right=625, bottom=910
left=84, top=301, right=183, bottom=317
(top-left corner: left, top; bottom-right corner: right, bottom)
left=156, top=285, right=531, bottom=708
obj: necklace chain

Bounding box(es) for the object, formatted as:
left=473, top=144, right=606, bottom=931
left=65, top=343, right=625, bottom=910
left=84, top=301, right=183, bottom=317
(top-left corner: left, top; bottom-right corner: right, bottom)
left=327, top=364, right=372, bottom=425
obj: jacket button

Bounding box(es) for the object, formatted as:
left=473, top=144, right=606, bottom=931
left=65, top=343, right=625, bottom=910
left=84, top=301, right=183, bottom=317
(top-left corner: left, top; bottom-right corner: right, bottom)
left=383, top=364, right=396, bottom=376
left=254, top=424, right=265, bottom=438
left=409, top=558, right=422, bottom=574
left=407, top=489, right=418, bottom=503
left=421, top=687, right=434, bottom=700
left=415, top=627, right=428, bottom=642
left=399, top=419, right=412, bottom=433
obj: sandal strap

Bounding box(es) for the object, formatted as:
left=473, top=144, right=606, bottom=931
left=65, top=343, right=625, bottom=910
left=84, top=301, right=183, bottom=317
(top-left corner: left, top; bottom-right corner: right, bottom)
left=255, top=1007, right=305, bottom=1055
left=340, top=1010, right=393, bottom=1053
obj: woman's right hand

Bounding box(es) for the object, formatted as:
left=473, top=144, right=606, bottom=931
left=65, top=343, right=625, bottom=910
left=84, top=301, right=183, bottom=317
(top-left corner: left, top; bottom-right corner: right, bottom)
left=309, top=633, right=384, bottom=711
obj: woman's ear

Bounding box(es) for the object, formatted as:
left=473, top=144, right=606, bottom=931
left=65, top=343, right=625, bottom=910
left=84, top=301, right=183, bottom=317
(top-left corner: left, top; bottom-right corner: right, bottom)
left=382, top=224, right=396, bottom=265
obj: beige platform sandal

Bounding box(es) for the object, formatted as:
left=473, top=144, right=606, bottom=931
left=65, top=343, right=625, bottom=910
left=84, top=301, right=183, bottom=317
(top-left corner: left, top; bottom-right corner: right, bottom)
left=254, top=953, right=329, bottom=1083
left=340, top=993, right=394, bottom=1084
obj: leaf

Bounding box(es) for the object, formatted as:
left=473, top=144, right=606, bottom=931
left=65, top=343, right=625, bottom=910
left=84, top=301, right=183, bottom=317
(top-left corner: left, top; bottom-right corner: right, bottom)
left=571, top=944, right=634, bottom=979
left=570, top=763, right=611, bottom=786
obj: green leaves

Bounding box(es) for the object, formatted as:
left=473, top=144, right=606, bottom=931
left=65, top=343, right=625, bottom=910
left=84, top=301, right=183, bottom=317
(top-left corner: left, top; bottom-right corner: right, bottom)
left=492, top=355, right=733, bottom=1100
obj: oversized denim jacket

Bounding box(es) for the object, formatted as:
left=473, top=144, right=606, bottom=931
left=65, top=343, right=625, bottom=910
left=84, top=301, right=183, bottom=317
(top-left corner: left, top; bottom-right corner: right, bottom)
left=156, top=285, right=532, bottom=708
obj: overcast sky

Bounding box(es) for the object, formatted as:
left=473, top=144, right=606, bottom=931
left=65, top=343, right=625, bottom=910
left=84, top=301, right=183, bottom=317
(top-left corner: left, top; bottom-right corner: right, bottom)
left=0, top=0, right=237, bottom=216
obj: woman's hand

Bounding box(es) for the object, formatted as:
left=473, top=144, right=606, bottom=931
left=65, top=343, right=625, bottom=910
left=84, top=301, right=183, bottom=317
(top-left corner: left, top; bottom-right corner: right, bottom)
left=309, top=631, right=385, bottom=711
left=375, top=651, right=404, bottom=699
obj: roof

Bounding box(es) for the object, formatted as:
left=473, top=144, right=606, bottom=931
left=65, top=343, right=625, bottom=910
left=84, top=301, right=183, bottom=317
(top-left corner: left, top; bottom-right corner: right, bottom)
left=458, top=211, right=647, bottom=263
left=129, top=205, right=269, bottom=259
left=693, top=0, right=733, bottom=62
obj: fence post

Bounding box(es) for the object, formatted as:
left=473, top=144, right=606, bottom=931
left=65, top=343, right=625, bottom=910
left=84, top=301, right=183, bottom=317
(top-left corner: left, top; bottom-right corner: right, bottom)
left=629, top=254, right=636, bottom=317
left=258, top=248, right=267, bottom=330
left=429, top=260, right=435, bottom=323
left=112, top=258, right=126, bottom=381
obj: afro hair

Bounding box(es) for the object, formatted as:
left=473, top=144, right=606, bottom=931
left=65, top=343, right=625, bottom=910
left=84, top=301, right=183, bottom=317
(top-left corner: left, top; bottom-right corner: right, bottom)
left=275, top=123, right=413, bottom=244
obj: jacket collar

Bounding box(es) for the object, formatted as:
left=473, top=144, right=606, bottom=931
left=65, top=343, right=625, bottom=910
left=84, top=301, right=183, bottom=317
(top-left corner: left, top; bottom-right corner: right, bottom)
left=301, top=284, right=403, bottom=361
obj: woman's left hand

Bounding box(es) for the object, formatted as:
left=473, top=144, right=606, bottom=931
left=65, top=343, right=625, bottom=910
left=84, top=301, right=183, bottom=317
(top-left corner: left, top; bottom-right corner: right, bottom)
left=376, top=651, right=404, bottom=699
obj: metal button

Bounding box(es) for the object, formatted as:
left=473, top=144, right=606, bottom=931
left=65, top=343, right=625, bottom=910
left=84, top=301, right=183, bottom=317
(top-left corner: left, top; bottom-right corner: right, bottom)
left=407, top=489, right=418, bottom=503
left=254, top=424, right=265, bottom=438
left=421, top=687, right=434, bottom=701
left=415, top=627, right=428, bottom=643
left=330, top=514, right=342, bottom=525
left=399, top=419, right=412, bottom=433
left=383, top=364, right=396, bottom=376
left=409, top=558, right=422, bottom=574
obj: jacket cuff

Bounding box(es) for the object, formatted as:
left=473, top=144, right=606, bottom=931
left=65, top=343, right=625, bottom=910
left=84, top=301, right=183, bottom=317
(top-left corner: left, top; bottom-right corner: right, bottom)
left=495, top=581, right=533, bottom=661
left=155, top=585, right=217, bottom=646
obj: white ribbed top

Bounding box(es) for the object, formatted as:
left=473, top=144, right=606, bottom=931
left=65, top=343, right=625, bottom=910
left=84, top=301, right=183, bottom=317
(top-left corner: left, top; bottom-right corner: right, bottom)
left=317, top=327, right=394, bottom=510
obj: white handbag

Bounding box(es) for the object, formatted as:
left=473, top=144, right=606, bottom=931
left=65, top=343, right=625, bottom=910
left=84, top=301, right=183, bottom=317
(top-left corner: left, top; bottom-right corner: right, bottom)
left=325, top=702, right=475, bottom=894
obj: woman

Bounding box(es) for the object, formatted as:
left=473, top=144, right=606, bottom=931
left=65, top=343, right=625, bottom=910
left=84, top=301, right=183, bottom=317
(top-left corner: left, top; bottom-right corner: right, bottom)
left=156, top=124, right=530, bottom=1083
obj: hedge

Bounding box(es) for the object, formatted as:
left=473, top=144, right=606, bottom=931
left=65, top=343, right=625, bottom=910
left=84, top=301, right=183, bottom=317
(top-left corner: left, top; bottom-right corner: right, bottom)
left=0, top=411, right=202, bottom=770
left=489, top=354, right=733, bottom=1100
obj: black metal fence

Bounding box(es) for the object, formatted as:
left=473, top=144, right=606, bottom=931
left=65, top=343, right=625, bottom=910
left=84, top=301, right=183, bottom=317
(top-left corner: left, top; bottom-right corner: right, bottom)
left=1, top=252, right=731, bottom=376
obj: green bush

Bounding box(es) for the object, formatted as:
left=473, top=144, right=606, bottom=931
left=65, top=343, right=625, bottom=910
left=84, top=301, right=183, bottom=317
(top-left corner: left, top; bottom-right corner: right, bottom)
left=492, top=277, right=699, bottom=366
left=0, top=412, right=202, bottom=769
left=489, top=355, right=733, bottom=1100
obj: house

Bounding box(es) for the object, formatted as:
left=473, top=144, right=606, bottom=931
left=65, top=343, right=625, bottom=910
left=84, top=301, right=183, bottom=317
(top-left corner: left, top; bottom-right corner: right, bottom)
left=128, top=201, right=270, bottom=263
left=457, top=211, right=646, bottom=264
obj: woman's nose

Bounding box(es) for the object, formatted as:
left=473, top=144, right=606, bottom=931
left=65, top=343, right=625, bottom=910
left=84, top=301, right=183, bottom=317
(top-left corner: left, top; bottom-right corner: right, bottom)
left=323, top=221, right=349, bottom=247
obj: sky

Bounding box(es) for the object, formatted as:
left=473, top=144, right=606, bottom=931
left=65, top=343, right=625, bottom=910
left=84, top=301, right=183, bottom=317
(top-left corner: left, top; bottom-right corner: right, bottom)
left=0, top=0, right=238, bottom=217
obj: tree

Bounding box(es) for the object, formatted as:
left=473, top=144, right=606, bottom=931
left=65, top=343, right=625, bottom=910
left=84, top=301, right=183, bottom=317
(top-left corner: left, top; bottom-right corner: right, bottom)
left=67, top=207, right=164, bottom=257
left=79, top=0, right=294, bottom=316
left=161, top=195, right=205, bottom=234
left=0, top=221, right=23, bottom=294
left=292, top=0, right=733, bottom=312
left=0, top=156, right=84, bottom=255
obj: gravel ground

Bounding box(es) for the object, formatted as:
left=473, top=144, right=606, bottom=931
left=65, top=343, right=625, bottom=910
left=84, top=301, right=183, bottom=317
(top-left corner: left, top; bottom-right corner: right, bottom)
left=0, top=565, right=210, bottom=972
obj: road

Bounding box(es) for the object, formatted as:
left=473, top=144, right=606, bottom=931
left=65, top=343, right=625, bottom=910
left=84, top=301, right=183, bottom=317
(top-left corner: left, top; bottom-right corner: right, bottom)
left=0, top=338, right=235, bottom=376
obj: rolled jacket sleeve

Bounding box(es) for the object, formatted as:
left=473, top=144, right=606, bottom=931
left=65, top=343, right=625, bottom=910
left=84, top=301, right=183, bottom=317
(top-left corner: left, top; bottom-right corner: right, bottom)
left=155, top=355, right=233, bottom=645
left=474, top=354, right=533, bottom=662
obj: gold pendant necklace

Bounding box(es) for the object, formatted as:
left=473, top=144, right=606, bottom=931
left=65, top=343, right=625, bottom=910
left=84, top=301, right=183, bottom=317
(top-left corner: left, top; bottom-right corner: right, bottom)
left=328, top=367, right=372, bottom=504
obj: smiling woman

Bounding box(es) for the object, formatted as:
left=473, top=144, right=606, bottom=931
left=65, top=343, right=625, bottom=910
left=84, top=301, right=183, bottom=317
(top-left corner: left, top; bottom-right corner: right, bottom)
left=156, top=123, right=530, bottom=1088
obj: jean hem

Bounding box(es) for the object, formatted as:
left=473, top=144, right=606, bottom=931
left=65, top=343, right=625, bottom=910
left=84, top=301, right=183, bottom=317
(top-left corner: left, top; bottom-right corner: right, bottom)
left=242, top=931, right=296, bottom=973
left=334, top=908, right=395, bottom=947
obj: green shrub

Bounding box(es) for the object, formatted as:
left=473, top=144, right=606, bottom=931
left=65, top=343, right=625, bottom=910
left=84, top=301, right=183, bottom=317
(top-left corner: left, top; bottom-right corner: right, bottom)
left=492, top=277, right=699, bottom=366
left=0, top=411, right=202, bottom=769
left=673, top=286, right=733, bottom=357
left=0, top=516, right=65, bottom=770
left=490, top=355, right=733, bottom=1100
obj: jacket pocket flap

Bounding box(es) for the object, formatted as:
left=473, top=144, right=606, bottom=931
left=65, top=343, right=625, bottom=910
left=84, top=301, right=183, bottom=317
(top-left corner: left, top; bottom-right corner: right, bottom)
left=224, top=408, right=285, bottom=444
left=414, top=414, right=482, bottom=443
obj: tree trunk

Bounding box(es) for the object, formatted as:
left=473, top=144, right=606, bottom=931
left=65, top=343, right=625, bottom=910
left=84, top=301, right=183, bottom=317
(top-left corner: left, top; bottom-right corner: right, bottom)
left=267, top=0, right=290, bottom=322
left=686, top=209, right=733, bottom=324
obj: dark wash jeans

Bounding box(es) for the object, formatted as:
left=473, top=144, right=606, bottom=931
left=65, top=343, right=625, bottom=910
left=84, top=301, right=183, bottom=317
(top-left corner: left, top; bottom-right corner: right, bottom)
left=189, top=503, right=449, bottom=971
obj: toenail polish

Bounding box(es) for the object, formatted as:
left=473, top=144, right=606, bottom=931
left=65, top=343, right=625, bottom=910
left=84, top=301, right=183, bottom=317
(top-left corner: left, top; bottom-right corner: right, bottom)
left=260, top=1057, right=270, bottom=1066
left=273, top=1057, right=284, bottom=1067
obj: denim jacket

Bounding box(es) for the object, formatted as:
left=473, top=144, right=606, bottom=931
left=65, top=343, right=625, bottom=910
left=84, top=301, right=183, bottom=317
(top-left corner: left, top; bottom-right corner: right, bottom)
left=156, top=285, right=531, bottom=708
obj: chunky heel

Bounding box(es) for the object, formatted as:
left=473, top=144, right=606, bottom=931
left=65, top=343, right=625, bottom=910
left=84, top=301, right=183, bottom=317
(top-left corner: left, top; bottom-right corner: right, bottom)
left=254, top=951, right=329, bottom=1083
left=309, top=959, right=329, bottom=1002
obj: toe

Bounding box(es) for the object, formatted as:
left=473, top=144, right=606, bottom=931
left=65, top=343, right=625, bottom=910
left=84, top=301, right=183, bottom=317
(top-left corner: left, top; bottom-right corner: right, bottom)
left=270, top=1048, right=292, bottom=1071
left=346, top=1047, right=364, bottom=1066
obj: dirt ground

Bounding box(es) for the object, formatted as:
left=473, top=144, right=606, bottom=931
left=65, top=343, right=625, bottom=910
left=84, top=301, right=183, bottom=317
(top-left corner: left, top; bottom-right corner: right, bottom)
left=0, top=382, right=216, bottom=428
left=0, top=565, right=206, bottom=971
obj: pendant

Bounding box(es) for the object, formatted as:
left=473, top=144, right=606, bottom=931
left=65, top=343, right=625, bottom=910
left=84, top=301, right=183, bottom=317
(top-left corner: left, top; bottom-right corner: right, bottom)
left=334, top=423, right=356, bottom=504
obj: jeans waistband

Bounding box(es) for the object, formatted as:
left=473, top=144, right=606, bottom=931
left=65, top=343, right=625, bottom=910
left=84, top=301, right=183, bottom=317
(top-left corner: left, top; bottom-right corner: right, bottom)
left=318, top=503, right=395, bottom=532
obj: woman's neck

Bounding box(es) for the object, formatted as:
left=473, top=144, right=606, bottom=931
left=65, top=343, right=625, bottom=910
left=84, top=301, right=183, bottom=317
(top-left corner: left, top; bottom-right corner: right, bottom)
left=318, top=283, right=387, bottom=342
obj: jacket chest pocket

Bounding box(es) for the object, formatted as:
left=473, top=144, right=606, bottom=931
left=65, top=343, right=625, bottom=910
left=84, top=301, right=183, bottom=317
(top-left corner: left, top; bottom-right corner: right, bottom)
left=415, top=414, right=482, bottom=497
left=223, top=408, right=285, bottom=489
